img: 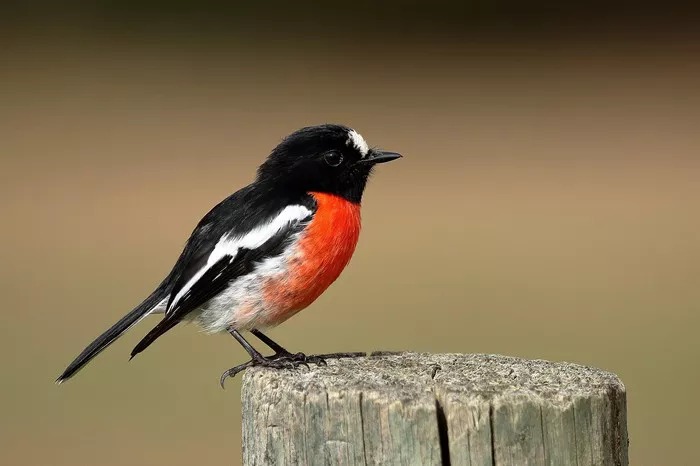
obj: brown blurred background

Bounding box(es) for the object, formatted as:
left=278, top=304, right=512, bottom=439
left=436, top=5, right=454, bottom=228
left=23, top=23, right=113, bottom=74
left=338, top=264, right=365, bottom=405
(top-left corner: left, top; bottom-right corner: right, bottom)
left=1, top=2, right=699, bottom=465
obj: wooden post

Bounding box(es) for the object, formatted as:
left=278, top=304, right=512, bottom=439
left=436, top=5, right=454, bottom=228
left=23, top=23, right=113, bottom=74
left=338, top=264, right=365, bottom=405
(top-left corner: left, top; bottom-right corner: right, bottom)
left=241, top=352, right=628, bottom=466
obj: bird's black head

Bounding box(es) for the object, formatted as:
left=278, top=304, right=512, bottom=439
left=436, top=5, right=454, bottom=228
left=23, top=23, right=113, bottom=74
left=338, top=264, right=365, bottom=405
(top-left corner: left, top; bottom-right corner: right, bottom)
left=256, top=124, right=401, bottom=204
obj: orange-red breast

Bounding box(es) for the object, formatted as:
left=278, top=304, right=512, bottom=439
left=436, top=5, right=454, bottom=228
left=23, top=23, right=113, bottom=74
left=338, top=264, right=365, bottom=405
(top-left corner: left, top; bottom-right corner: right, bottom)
left=57, top=124, right=401, bottom=385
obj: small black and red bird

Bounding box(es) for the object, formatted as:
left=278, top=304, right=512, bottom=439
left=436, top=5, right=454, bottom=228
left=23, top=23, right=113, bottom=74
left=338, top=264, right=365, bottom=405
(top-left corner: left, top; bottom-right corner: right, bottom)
left=57, top=124, right=401, bottom=386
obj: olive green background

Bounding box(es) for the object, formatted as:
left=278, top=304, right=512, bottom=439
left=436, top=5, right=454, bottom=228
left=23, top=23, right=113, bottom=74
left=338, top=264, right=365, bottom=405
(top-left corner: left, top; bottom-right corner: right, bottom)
left=1, top=4, right=699, bottom=465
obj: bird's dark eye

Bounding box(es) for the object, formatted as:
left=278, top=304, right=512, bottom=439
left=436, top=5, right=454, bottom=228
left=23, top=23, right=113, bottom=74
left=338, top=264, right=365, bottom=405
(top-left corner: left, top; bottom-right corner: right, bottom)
left=324, top=151, right=343, bottom=167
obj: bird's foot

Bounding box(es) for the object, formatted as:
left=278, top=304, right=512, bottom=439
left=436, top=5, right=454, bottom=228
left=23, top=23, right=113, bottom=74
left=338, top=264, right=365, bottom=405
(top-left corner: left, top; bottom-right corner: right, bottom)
left=219, top=356, right=291, bottom=387
left=270, top=350, right=367, bottom=366
left=219, top=351, right=366, bottom=388
left=219, top=353, right=322, bottom=388
left=270, top=351, right=328, bottom=367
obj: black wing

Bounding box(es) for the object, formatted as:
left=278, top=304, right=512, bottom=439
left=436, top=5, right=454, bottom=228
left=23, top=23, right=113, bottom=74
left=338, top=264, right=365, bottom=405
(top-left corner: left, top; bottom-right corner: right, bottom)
left=130, top=210, right=312, bottom=358
left=159, top=185, right=314, bottom=320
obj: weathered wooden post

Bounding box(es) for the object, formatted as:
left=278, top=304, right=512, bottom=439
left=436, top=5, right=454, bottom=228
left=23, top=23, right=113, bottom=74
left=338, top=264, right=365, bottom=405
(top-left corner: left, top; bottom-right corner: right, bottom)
left=241, top=352, right=627, bottom=465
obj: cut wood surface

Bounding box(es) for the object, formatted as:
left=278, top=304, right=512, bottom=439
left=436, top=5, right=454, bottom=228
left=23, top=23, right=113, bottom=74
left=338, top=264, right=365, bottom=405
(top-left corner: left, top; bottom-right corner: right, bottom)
left=241, top=352, right=628, bottom=466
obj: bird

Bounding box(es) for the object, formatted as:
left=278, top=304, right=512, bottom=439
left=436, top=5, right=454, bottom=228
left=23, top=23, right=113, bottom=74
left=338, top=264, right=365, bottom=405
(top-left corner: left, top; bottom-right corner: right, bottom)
left=56, top=124, right=401, bottom=386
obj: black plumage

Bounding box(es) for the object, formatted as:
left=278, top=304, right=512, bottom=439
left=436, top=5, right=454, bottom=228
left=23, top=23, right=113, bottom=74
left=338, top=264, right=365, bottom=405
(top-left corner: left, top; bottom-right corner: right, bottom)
left=130, top=207, right=313, bottom=358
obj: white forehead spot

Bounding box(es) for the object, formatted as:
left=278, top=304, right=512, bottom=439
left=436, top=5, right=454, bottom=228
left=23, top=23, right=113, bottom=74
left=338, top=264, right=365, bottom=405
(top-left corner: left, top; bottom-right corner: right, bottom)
left=347, top=129, right=370, bottom=157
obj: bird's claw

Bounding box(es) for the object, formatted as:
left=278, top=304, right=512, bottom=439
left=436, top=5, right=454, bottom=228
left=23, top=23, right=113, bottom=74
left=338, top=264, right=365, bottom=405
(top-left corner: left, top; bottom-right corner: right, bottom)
left=219, top=361, right=253, bottom=388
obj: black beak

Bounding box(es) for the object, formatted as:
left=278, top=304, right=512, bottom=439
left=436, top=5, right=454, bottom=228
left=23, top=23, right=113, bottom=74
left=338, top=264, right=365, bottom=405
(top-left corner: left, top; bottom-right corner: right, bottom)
left=359, top=150, right=402, bottom=165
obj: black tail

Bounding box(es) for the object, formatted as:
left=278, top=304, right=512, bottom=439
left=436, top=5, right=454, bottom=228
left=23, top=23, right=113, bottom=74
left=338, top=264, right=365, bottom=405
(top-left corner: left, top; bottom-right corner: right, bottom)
left=130, top=317, right=180, bottom=359
left=56, top=286, right=169, bottom=383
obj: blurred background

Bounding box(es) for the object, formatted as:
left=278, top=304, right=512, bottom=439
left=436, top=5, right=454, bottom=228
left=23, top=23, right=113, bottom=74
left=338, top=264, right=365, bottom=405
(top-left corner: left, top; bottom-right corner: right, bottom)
left=1, top=1, right=699, bottom=465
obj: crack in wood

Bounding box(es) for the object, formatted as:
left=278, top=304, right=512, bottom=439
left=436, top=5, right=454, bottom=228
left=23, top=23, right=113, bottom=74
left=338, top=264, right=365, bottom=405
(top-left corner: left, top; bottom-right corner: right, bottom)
left=435, top=397, right=452, bottom=465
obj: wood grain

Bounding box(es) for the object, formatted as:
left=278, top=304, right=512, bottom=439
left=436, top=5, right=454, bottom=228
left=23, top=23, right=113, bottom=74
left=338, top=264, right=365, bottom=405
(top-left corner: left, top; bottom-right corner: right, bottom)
left=241, top=353, right=628, bottom=465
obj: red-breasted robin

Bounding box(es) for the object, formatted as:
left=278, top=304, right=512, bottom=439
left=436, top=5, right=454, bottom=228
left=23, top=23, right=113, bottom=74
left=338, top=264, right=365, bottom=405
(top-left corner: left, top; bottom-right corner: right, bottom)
left=57, top=124, right=401, bottom=386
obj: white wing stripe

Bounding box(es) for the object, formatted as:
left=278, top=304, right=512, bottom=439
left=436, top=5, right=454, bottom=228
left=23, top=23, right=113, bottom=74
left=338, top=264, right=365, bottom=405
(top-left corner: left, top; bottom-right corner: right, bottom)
left=167, top=204, right=312, bottom=313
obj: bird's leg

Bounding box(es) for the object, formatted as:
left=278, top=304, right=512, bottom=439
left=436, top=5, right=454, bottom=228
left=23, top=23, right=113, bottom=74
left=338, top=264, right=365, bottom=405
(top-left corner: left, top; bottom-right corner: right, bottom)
left=250, top=329, right=326, bottom=366
left=251, top=329, right=366, bottom=365
left=250, top=329, right=292, bottom=356
left=220, top=329, right=308, bottom=387
left=229, top=329, right=266, bottom=361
